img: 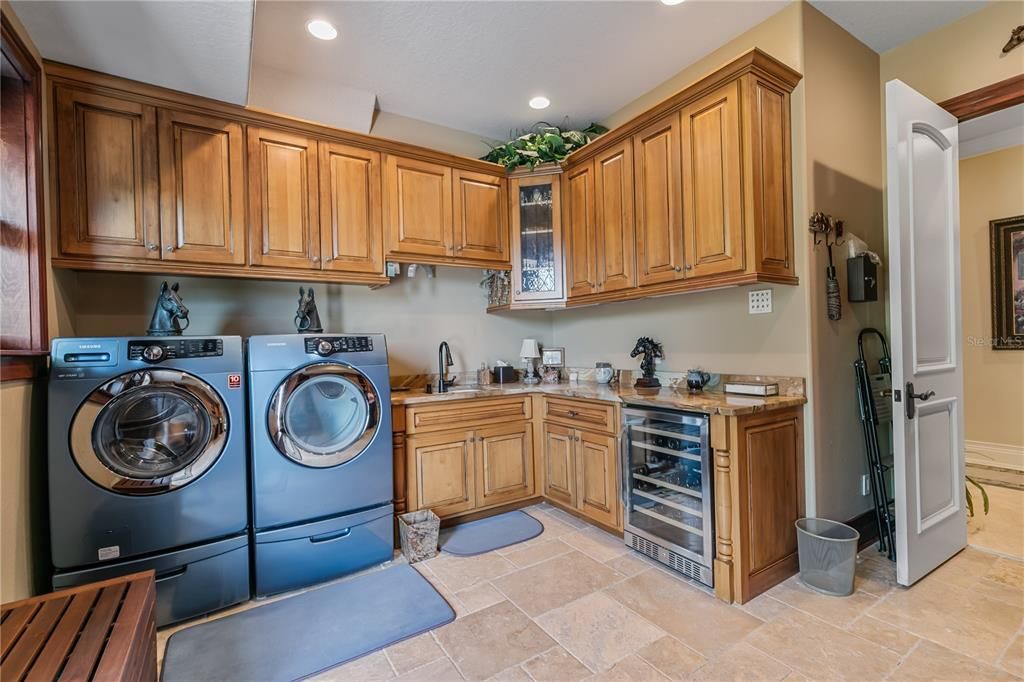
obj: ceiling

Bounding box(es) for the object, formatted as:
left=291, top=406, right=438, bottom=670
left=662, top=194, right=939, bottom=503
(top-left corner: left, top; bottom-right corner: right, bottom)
left=12, top=0, right=996, bottom=143
left=959, top=103, right=1024, bottom=159
left=808, top=0, right=988, bottom=53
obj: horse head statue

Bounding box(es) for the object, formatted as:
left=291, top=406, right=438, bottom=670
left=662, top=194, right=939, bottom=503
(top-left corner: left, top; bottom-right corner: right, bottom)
left=294, top=286, right=324, bottom=333
left=630, top=336, right=664, bottom=387
left=147, top=281, right=190, bottom=336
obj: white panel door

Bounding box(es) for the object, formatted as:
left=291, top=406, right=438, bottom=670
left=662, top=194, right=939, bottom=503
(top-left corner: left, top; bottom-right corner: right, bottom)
left=885, top=80, right=965, bottom=586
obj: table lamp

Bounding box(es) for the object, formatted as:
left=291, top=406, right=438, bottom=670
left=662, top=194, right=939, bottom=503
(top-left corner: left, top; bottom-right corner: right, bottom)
left=520, top=338, right=540, bottom=385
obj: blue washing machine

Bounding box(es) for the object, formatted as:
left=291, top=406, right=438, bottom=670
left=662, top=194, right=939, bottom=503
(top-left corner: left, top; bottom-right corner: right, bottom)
left=248, top=334, right=393, bottom=597
left=48, top=337, right=250, bottom=625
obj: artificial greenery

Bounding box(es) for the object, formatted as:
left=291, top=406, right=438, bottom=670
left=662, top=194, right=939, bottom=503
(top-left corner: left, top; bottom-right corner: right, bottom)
left=965, top=476, right=990, bottom=517
left=482, top=122, right=608, bottom=170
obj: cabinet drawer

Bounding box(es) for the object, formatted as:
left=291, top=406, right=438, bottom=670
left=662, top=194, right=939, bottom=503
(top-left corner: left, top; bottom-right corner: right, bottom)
left=406, top=396, right=531, bottom=434
left=542, top=397, right=616, bottom=434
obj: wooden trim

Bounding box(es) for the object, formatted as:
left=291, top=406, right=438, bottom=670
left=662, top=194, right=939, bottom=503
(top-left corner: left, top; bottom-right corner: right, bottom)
left=939, top=74, right=1024, bottom=122
left=44, top=60, right=505, bottom=176
left=566, top=48, right=801, bottom=165
left=1, top=13, right=48, bottom=359
left=1, top=355, right=46, bottom=382
left=846, top=508, right=881, bottom=551
left=562, top=271, right=798, bottom=309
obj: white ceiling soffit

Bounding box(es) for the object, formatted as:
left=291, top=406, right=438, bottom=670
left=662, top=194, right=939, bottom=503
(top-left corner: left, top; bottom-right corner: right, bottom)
left=250, top=0, right=788, bottom=140
left=808, top=0, right=989, bottom=54
left=11, top=0, right=254, bottom=105
left=959, top=103, right=1024, bottom=159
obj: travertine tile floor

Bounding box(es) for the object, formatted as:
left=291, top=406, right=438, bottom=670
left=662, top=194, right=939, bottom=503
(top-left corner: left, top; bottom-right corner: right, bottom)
left=158, top=503, right=1024, bottom=681
left=968, top=485, right=1024, bottom=559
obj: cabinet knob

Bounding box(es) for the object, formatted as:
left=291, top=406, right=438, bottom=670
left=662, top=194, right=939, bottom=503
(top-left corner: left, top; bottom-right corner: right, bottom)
left=685, top=264, right=692, bottom=270
left=567, top=410, right=578, bottom=417
left=323, top=257, right=332, bottom=263
left=311, top=256, right=320, bottom=263
left=515, top=289, right=521, bottom=295
left=164, top=245, right=174, bottom=252
left=147, top=243, right=157, bottom=251
left=674, top=266, right=682, bottom=272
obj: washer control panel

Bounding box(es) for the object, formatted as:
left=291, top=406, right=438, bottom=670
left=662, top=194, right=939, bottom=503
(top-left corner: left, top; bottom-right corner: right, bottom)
left=129, top=338, right=224, bottom=363
left=305, top=336, right=374, bottom=357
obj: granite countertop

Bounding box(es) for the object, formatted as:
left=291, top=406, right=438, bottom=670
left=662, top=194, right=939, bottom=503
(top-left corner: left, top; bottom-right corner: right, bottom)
left=390, top=381, right=806, bottom=416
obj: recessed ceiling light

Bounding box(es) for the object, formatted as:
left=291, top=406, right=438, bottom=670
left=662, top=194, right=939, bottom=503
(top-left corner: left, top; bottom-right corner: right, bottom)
left=661, top=0, right=686, bottom=5
left=529, top=96, right=551, bottom=110
left=307, top=19, right=337, bottom=40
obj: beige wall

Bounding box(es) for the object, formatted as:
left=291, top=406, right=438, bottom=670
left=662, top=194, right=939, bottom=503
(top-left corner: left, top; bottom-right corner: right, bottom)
left=959, top=145, right=1024, bottom=451
left=801, top=5, right=886, bottom=522
left=879, top=2, right=1024, bottom=103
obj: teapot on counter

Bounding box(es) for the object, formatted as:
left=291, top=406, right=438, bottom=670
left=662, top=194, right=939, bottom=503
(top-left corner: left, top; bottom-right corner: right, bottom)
left=685, top=369, right=711, bottom=392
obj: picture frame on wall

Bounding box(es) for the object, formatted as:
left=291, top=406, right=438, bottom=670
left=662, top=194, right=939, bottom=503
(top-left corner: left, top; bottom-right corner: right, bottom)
left=541, top=347, right=565, bottom=367
left=990, top=214, right=1024, bottom=350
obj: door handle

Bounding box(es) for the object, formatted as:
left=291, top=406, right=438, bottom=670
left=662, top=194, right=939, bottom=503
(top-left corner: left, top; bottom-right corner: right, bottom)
left=905, top=382, right=935, bottom=420
left=310, top=528, right=352, bottom=543
left=155, top=566, right=187, bottom=582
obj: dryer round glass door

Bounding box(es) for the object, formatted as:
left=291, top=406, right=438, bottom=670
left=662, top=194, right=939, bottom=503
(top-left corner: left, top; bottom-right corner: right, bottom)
left=268, top=363, right=380, bottom=468
left=69, top=370, right=228, bottom=495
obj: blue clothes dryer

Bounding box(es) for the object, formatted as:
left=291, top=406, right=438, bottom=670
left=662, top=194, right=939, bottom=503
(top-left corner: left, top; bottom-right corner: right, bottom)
left=47, top=337, right=250, bottom=625
left=247, top=334, right=394, bottom=597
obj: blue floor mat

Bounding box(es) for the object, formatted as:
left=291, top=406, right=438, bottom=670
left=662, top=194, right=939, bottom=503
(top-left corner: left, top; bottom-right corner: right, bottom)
left=162, top=564, right=454, bottom=681
left=439, top=510, right=544, bottom=556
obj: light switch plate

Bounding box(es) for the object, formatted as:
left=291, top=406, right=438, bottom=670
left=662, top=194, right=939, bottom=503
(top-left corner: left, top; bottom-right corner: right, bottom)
left=748, top=289, right=772, bottom=314
left=861, top=474, right=871, bottom=496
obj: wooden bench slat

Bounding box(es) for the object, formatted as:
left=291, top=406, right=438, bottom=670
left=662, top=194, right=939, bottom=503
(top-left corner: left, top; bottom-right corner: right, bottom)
left=1, top=598, right=69, bottom=682
left=92, top=578, right=153, bottom=681
left=58, top=583, right=126, bottom=682
left=25, top=591, right=100, bottom=681
left=1, top=603, right=41, bottom=660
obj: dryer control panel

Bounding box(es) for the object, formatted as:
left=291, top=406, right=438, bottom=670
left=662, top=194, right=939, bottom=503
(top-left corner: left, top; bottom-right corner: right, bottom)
left=129, top=338, right=224, bottom=363
left=305, top=336, right=374, bottom=357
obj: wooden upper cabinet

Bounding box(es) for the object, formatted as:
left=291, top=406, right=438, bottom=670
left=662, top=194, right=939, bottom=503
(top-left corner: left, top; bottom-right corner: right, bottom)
left=564, top=162, right=598, bottom=298
left=54, top=86, right=159, bottom=259
left=593, top=140, right=636, bottom=292
left=475, top=422, right=534, bottom=508
left=247, top=126, right=320, bottom=269
left=157, top=109, right=244, bottom=265
left=743, top=75, right=794, bottom=278
left=318, top=142, right=384, bottom=275
left=509, top=172, right=563, bottom=304
left=384, top=155, right=452, bottom=259
left=633, top=115, right=685, bottom=286
left=453, top=170, right=507, bottom=263
left=681, top=81, right=745, bottom=278
left=577, top=430, right=619, bottom=529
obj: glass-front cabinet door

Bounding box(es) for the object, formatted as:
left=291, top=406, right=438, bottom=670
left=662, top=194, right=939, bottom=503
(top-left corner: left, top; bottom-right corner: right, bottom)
left=509, top=170, right=564, bottom=305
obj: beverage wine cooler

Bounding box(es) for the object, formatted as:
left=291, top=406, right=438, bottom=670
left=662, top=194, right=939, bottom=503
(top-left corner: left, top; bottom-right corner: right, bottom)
left=621, top=406, right=714, bottom=587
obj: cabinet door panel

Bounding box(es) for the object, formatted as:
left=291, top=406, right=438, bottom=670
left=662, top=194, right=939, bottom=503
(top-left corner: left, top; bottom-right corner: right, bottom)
left=408, top=430, right=476, bottom=517
left=542, top=423, right=576, bottom=507
left=747, top=77, right=793, bottom=277
left=319, top=142, right=383, bottom=275
left=248, top=127, right=319, bottom=269
left=384, top=155, right=452, bottom=258
left=55, top=87, right=159, bottom=259
left=510, top=174, right=563, bottom=303
left=564, top=163, right=598, bottom=298
left=681, top=82, right=744, bottom=278
left=453, top=170, right=507, bottom=263
left=476, top=422, right=534, bottom=508
left=158, top=109, right=244, bottom=265
left=577, top=430, right=619, bottom=529
left=634, top=116, right=684, bottom=286
left=594, top=141, right=636, bottom=292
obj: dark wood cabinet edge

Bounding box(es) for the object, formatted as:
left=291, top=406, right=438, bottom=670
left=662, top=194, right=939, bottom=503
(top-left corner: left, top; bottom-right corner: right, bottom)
left=44, top=61, right=505, bottom=177
left=1, top=354, right=48, bottom=382
left=51, top=257, right=391, bottom=285
left=939, top=74, right=1024, bottom=123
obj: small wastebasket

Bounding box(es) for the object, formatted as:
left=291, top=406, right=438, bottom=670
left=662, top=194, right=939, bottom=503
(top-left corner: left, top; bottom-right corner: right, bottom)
left=795, top=518, right=860, bottom=596
left=398, top=510, right=441, bottom=563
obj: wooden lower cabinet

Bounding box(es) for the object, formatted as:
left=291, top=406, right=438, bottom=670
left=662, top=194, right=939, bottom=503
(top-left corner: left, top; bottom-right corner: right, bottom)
left=541, top=420, right=621, bottom=530
left=405, top=416, right=535, bottom=519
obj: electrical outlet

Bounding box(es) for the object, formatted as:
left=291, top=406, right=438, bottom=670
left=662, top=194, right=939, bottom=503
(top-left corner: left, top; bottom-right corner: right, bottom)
left=861, top=475, right=871, bottom=496
left=748, top=289, right=772, bottom=314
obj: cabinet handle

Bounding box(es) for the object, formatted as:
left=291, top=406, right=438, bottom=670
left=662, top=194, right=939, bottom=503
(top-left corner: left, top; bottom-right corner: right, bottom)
left=685, top=264, right=692, bottom=270
left=164, top=245, right=174, bottom=253
left=567, top=410, right=578, bottom=417
left=516, top=289, right=521, bottom=295
left=674, top=266, right=682, bottom=272
left=323, top=257, right=332, bottom=264
left=147, top=243, right=158, bottom=251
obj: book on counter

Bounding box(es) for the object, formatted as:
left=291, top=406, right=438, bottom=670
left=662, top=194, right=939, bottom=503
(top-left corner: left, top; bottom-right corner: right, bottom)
left=724, top=381, right=779, bottom=396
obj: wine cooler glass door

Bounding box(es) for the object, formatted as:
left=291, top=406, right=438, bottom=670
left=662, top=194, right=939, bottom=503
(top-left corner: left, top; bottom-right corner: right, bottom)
left=623, top=409, right=713, bottom=565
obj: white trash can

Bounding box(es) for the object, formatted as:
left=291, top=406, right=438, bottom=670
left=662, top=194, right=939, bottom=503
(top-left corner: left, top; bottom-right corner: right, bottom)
left=795, top=518, right=860, bottom=596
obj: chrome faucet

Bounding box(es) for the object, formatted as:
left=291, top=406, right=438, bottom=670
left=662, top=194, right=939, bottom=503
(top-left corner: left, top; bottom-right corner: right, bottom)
left=437, top=341, right=454, bottom=393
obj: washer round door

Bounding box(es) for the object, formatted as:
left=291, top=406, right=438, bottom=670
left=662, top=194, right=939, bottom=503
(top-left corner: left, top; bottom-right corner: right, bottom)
left=268, top=363, right=380, bottom=468
left=69, top=369, right=228, bottom=495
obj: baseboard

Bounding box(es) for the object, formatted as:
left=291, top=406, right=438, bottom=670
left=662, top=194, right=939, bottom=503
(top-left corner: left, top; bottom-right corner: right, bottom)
left=965, top=440, right=1024, bottom=471
left=846, top=509, right=880, bottom=551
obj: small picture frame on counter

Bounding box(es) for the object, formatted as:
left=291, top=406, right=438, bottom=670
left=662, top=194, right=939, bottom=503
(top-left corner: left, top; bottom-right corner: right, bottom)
left=541, top=347, right=565, bottom=367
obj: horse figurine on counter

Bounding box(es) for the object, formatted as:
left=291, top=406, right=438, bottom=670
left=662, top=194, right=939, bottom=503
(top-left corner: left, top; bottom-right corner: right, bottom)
left=630, top=336, right=664, bottom=388
left=146, top=281, right=190, bottom=336
left=294, top=286, right=324, bottom=333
